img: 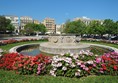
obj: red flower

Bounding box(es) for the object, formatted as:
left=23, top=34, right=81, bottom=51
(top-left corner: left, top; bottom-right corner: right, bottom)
left=18, top=64, right=23, bottom=68
left=101, top=64, right=107, bottom=71
left=113, top=66, right=117, bottom=70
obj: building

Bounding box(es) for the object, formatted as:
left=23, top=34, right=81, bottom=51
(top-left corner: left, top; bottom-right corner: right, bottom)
left=43, top=18, right=56, bottom=34
left=73, top=16, right=103, bottom=25
left=56, top=24, right=61, bottom=34
left=5, top=15, right=19, bottom=33
left=33, top=20, right=40, bottom=24
left=73, top=16, right=92, bottom=25
left=20, top=16, right=33, bottom=30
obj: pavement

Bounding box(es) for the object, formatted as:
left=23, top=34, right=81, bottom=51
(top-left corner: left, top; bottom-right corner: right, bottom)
left=0, top=36, right=49, bottom=40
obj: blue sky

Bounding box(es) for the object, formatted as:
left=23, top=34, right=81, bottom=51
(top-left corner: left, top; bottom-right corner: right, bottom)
left=0, top=0, right=118, bottom=24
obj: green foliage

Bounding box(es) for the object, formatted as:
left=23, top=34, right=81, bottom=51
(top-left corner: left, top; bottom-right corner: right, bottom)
left=0, top=70, right=118, bottom=83
left=24, top=23, right=35, bottom=35
left=64, top=18, right=118, bottom=36
left=24, top=23, right=47, bottom=35
left=0, top=15, right=15, bottom=33
left=103, top=19, right=115, bottom=34
left=64, top=20, right=86, bottom=35
left=7, top=24, right=15, bottom=31
left=35, top=24, right=47, bottom=34
left=86, top=20, right=105, bottom=35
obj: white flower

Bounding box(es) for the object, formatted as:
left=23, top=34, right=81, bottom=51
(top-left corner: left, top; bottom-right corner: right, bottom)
left=77, top=69, right=81, bottom=72
left=86, top=60, right=94, bottom=64
left=95, top=54, right=98, bottom=56
left=62, top=66, right=67, bottom=71
left=76, top=61, right=82, bottom=66
left=65, top=57, right=72, bottom=63
left=57, top=62, right=62, bottom=67
left=70, top=63, right=76, bottom=68
left=73, top=53, right=78, bottom=59
left=75, top=72, right=80, bottom=76
left=65, top=63, right=69, bottom=66
left=53, top=68, right=57, bottom=71
left=70, top=53, right=74, bottom=57
left=50, top=70, right=56, bottom=77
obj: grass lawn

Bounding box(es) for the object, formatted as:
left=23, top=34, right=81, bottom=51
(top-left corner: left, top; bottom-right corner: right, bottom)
left=0, top=69, right=118, bottom=83
left=81, top=41, right=118, bottom=49
left=0, top=40, right=118, bottom=83
left=0, top=40, right=47, bottom=52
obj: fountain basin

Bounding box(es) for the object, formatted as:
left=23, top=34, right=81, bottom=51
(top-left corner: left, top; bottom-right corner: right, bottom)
left=39, top=43, right=90, bottom=54
left=9, top=43, right=118, bottom=56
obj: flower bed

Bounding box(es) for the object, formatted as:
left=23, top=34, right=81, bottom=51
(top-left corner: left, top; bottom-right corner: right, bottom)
left=50, top=51, right=118, bottom=77
left=81, top=38, right=118, bottom=44
left=0, top=53, right=51, bottom=75
left=0, top=51, right=118, bottom=78
left=0, top=38, right=48, bottom=46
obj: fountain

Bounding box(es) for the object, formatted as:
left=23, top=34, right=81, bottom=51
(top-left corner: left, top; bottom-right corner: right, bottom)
left=39, top=35, right=91, bottom=54
left=9, top=35, right=118, bottom=56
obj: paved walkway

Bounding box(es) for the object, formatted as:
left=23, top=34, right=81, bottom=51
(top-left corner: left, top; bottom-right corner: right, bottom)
left=0, top=36, right=49, bottom=40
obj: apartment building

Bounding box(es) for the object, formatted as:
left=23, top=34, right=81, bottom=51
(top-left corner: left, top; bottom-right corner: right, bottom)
left=43, top=18, right=56, bottom=34
left=33, top=20, right=40, bottom=24
left=5, top=15, right=19, bottom=33
left=73, top=16, right=92, bottom=25
left=56, top=24, right=61, bottom=34
left=20, top=16, right=33, bottom=30
left=73, top=16, right=103, bottom=25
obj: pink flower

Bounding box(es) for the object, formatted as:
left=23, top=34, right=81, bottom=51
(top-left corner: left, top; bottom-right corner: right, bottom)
left=96, top=58, right=101, bottom=63
left=80, top=64, right=85, bottom=68
left=93, top=64, right=96, bottom=67
left=84, top=67, right=89, bottom=71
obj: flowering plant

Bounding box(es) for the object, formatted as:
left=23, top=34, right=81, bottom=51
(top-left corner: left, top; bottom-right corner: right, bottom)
left=95, top=52, right=118, bottom=75
left=13, top=54, right=52, bottom=75
left=0, top=53, right=19, bottom=70
left=50, top=50, right=97, bottom=77
left=0, top=53, right=52, bottom=75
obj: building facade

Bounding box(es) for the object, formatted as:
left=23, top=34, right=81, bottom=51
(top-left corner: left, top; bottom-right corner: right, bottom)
left=5, top=15, right=19, bottom=33
left=73, top=16, right=103, bottom=25
left=20, top=16, right=33, bottom=30
left=33, top=20, right=40, bottom=24
left=56, top=24, right=61, bottom=34
left=73, top=16, right=92, bottom=25
left=43, top=18, right=56, bottom=34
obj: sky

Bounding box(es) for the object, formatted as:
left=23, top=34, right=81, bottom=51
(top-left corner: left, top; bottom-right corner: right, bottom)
left=0, top=0, right=118, bottom=24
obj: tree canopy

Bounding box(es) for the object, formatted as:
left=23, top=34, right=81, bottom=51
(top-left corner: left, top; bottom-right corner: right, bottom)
left=63, top=19, right=118, bottom=37
left=64, top=20, right=86, bottom=35
left=0, top=16, right=15, bottom=33
left=23, top=23, right=47, bottom=35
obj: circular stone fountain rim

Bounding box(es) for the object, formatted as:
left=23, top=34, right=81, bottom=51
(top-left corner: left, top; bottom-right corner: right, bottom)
left=9, top=43, right=40, bottom=53
left=40, top=42, right=90, bottom=49
left=9, top=43, right=118, bottom=54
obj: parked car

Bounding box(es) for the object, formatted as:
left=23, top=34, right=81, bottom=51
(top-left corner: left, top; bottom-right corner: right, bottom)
left=110, top=36, right=118, bottom=40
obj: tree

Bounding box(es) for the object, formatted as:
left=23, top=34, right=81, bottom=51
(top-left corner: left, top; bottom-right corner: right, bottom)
left=34, top=24, right=47, bottom=34
left=7, top=24, right=15, bottom=32
left=24, top=23, right=47, bottom=35
left=24, top=23, right=35, bottom=35
left=103, top=19, right=115, bottom=35
left=64, top=20, right=86, bottom=36
left=86, top=20, right=105, bottom=37
left=113, top=21, right=118, bottom=36
left=0, top=16, right=14, bottom=33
